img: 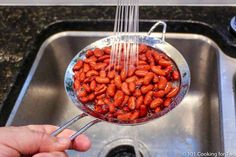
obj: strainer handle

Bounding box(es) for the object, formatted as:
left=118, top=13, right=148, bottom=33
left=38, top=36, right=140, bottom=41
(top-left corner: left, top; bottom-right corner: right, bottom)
left=147, top=21, right=167, bottom=42
left=70, top=119, right=101, bottom=140
left=51, top=113, right=87, bottom=136
left=50, top=113, right=101, bottom=140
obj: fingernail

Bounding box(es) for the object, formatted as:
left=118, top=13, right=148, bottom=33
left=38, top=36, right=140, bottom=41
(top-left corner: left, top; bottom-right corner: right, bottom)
left=57, top=137, right=70, bottom=145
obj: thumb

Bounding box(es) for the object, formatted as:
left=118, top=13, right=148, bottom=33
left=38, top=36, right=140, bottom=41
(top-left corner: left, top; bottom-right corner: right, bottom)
left=0, top=126, right=71, bottom=155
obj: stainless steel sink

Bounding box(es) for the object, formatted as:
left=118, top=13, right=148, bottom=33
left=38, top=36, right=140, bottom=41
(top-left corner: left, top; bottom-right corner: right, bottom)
left=6, top=32, right=236, bottom=157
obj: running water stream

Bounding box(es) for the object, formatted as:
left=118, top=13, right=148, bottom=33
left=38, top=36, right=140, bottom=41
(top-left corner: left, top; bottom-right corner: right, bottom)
left=110, top=0, right=139, bottom=72
left=111, top=1, right=141, bottom=156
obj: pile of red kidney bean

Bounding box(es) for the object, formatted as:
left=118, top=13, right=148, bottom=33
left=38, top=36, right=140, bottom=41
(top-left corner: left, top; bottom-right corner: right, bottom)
left=72, top=44, right=180, bottom=122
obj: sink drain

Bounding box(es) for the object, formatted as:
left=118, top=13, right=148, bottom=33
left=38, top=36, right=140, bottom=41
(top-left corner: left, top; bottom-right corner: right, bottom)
left=98, top=138, right=150, bottom=157
left=105, top=145, right=143, bottom=157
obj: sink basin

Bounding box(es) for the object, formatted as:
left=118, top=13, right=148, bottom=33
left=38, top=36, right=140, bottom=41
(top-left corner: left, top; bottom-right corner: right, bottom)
left=6, top=32, right=236, bottom=157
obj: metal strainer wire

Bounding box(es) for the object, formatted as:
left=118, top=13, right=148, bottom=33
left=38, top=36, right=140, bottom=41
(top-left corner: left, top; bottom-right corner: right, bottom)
left=51, top=21, right=190, bottom=140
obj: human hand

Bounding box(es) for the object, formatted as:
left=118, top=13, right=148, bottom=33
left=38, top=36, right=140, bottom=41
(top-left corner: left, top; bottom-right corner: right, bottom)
left=0, top=125, right=91, bottom=157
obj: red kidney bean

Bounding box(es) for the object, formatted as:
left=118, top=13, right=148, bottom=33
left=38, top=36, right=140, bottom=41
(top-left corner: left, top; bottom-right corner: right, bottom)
left=136, top=65, right=151, bottom=71
left=82, top=84, right=91, bottom=92
left=95, top=63, right=107, bottom=70
left=138, top=60, right=148, bottom=65
left=153, top=74, right=159, bottom=83
left=139, top=54, right=147, bottom=61
left=128, top=97, right=136, bottom=110
left=109, top=103, right=116, bottom=113
left=154, top=90, right=165, bottom=97
left=108, top=70, right=116, bottom=79
left=127, top=68, right=135, bottom=77
left=135, top=70, right=149, bottom=77
left=104, top=59, right=110, bottom=64
left=146, top=50, right=154, bottom=62
left=159, top=59, right=171, bottom=67
left=90, top=80, right=96, bottom=91
left=164, top=65, right=173, bottom=75
left=128, top=82, right=136, bottom=93
left=83, top=63, right=90, bottom=73
left=164, top=98, right=172, bottom=107
left=97, top=55, right=110, bottom=62
left=83, top=76, right=94, bottom=83
left=172, top=70, right=180, bottom=80
left=141, top=85, right=154, bottom=94
left=135, top=78, right=143, bottom=86
left=96, top=99, right=105, bottom=106
left=139, top=105, right=147, bottom=117
left=73, top=79, right=81, bottom=90
left=126, top=76, right=137, bottom=83
left=100, top=70, right=106, bottom=77
left=96, top=94, right=106, bottom=99
left=103, top=46, right=111, bottom=54
left=139, top=44, right=148, bottom=54
left=86, top=50, right=94, bottom=57
left=79, top=72, right=86, bottom=82
left=77, top=88, right=87, bottom=97
left=114, top=90, right=125, bottom=106
left=152, top=52, right=161, bottom=63
left=101, top=104, right=109, bottom=114
left=95, top=85, right=107, bottom=95
left=117, top=113, right=132, bottom=121
left=150, top=98, right=163, bottom=109
left=94, top=48, right=104, bottom=57
left=107, top=84, right=116, bottom=97
left=144, top=91, right=153, bottom=105
left=120, top=69, right=127, bottom=81
left=84, top=56, right=97, bottom=63
left=86, top=70, right=99, bottom=77
left=143, top=72, right=154, bottom=85
left=153, top=84, right=159, bottom=91
left=130, top=111, right=139, bottom=120
left=73, top=60, right=83, bottom=71
left=121, top=82, right=131, bottom=95
left=114, top=110, right=125, bottom=117
left=88, top=93, right=95, bottom=101
left=104, top=98, right=111, bottom=105
left=166, top=87, right=179, bottom=98
left=151, top=66, right=166, bottom=76
left=80, top=97, right=89, bottom=103
left=94, top=105, right=102, bottom=113
left=136, top=96, right=143, bottom=109
left=74, top=70, right=82, bottom=79
left=158, top=76, right=167, bottom=90
left=115, top=65, right=123, bottom=71
left=164, top=82, right=172, bottom=94
left=89, top=61, right=96, bottom=69
left=114, top=75, right=122, bottom=89
left=155, top=107, right=161, bottom=113
left=95, top=77, right=110, bottom=84
left=122, top=95, right=129, bottom=107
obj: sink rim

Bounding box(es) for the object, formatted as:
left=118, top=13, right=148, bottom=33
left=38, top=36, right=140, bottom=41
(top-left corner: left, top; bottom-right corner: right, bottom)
left=2, top=19, right=236, bottom=126
left=6, top=31, right=223, bottom=127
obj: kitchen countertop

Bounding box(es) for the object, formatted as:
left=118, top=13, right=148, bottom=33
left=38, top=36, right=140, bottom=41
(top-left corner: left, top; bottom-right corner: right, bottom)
left=0, top=6, right=236, bottom=124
